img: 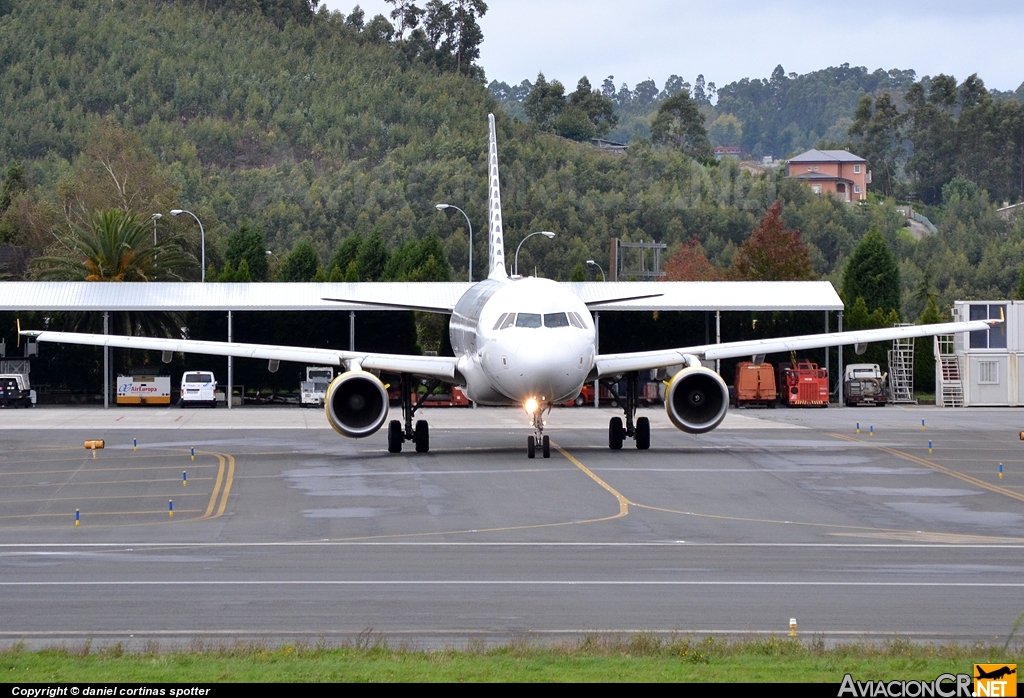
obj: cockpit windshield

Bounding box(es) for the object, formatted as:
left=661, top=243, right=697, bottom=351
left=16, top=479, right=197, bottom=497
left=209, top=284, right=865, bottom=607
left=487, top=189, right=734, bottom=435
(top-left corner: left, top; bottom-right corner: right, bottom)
left=515, top=313, right=542, bottom=328
left=543, top=312, right=569, bottom=328
left=493, top=311, right=588, bottom=329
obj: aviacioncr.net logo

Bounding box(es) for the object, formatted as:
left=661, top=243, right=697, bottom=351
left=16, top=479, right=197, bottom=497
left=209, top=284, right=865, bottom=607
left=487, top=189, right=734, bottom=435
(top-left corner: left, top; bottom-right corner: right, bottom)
left=974, top=664, right=1017, bottom=697
left=838, top=673, right=973, bottom=697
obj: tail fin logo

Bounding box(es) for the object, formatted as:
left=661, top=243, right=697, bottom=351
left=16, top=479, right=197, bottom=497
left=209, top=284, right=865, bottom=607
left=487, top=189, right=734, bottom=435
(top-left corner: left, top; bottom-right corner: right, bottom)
left=486, top=114, right=507, bottom=280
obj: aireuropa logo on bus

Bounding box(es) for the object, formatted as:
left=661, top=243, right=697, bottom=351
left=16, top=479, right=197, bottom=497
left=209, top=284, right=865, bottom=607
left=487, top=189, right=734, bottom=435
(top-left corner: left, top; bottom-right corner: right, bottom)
left=837, top=665, right=1017, bottom=697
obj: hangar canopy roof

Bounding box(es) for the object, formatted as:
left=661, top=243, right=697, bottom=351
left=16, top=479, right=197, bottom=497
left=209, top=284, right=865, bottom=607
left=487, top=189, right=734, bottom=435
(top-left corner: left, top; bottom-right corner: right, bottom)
left=0, top=280, right=843, bottom=312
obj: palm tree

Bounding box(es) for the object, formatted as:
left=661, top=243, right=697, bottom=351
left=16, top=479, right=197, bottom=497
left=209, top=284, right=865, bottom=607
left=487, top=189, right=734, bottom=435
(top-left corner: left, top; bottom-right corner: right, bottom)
left=28, top=209, right=200, bottom=350
left=30, top=209, right=197, bottom=281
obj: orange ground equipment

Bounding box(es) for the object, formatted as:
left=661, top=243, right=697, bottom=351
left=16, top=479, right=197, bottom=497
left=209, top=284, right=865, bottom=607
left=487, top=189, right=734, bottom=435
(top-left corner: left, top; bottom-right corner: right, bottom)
left=733, top=361, right=777, bottom=408
left=777, top=360, right=829, bottom=407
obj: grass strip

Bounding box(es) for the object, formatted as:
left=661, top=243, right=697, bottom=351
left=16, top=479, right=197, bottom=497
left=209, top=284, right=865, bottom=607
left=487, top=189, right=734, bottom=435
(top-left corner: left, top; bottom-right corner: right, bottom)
left=4, top=635, right=1022, bottom=682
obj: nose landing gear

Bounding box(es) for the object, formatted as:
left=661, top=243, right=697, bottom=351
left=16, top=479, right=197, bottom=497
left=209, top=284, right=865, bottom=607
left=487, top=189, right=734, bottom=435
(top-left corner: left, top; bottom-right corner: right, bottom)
left=526, top=406, right=551, bottom=459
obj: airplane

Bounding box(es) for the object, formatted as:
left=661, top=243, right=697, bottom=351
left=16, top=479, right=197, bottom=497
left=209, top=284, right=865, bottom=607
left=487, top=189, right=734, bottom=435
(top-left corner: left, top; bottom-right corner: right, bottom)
left=20, top=115, right=1001, bottom=459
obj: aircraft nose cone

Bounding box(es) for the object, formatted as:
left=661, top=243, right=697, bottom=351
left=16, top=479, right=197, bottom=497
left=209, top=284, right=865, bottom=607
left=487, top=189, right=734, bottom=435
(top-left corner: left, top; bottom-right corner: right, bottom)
left=515, top=341, right=574, bottom=399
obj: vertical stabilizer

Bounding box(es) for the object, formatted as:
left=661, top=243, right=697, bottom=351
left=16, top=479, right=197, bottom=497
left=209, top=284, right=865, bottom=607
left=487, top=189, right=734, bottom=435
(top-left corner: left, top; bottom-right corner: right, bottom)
left=486, top=114, right=508, bottom=280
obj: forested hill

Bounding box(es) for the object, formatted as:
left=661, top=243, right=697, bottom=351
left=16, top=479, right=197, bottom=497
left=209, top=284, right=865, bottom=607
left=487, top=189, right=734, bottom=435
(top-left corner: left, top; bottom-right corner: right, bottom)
left=0, top=0, right=496, bottom=265
left=492, top=64, right=1024, bottom=159
left=2, top=0, right=1024, bottom=331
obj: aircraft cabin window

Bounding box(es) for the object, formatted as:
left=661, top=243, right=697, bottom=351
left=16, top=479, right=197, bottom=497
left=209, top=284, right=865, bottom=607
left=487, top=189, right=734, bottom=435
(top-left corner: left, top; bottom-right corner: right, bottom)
left=492, top=313, right=509, bottom=330
left=499, top=313, right=517, bottom=330
left=544, top=312, right=570, bottom=328
left=515, top=313, right=542, bottom=328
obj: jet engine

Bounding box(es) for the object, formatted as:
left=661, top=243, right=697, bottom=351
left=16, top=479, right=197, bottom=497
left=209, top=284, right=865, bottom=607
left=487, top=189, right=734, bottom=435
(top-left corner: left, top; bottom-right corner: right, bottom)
left=324, top=371, right=389, bottom=438
left=664, top=365, right=729, bottom=434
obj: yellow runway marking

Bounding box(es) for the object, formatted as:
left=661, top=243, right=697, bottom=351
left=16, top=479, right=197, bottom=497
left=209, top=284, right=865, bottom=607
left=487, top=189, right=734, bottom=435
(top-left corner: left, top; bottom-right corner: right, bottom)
left=0, top=509, right=202, bottom=520
left=2, top=478, right=213, bottom=489
left=828, top=433, right=1024, bottom=504
left=1, top=463, right=220, bottom=475
left=2, top=493, right=209, bottom=504
left=554, top=444, right=630, bottom=517
left=201, top=452, right=236, bottom=519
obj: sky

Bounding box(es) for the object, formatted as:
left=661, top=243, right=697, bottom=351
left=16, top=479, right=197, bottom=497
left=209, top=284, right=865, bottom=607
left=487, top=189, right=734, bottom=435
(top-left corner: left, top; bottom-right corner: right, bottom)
left=319, top=1, right=1024, bottom=93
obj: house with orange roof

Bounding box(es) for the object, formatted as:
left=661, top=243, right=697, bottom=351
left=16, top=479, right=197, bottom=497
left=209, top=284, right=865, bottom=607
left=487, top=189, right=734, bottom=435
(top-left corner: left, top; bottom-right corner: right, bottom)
left=786, top=149, right=870, bottom=202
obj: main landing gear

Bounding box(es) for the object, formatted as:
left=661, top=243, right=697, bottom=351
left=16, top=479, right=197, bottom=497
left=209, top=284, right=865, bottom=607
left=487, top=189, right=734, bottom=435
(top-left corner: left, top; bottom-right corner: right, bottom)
left=387, top=375, right=436, bottom=454
left=607, top=372, right=650, bottom=451
left=526, top=406, right=551, bottom=459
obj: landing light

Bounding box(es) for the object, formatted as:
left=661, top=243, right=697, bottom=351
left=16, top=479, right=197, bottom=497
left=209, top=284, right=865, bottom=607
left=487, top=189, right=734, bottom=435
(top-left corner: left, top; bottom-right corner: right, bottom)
left=524, top=397, right=539, bottom=414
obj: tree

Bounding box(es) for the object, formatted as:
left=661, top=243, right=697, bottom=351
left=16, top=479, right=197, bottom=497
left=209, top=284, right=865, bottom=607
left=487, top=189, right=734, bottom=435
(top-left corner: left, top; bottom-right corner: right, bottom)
left=420, top=0, right=488, bottom=77
left=278, top=238, right=321, bottom=282
left=383, top=234, right=451, bottom=281
left=664, top=235, right=720, bottom=281
left=55, top=119, right=177, bottom=227
left=564, top=77, right=617, bottom=138
left=732, top=202, right=815, bottom=281
left=29, top=209, right=196, bottom=282
left=524, top=74, right=566, bottom=131
left=650, top=90, right=713, bottom=159
left=849, top=93, right=905, bottom=197
left=225, top=223, right=269, bottom=281
left=841, top=227, right=902, bottom=317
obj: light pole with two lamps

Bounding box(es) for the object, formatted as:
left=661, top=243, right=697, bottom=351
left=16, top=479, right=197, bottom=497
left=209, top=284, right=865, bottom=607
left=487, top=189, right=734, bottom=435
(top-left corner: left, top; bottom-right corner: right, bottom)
left=170, top=209, right=205, bottom=282
left=514, top=231, right=555, bottom=277
left=435, top=204, right=473, bottom=283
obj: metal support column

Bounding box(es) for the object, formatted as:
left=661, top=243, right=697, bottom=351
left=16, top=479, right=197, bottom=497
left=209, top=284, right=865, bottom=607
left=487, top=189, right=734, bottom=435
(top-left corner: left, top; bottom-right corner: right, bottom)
left=227, top=310, right=233, bottom=410
left=715, top=310, right=721, bottom=374
left=824, top=310, right=829, bottom=379
left=103, top=311, right=109, bottom=409
left=593, top=311, right=600, bottom=408
left=349, top=310, right=355, bottom=351
left=838, top=311, right=844, bottom=405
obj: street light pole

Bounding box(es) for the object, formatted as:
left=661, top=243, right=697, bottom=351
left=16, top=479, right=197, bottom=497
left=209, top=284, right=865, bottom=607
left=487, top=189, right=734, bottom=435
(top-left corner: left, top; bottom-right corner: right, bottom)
left=170, top=209, right=205, bottom=282
left=435, top=204, right=473, bottom=282
left=514, top=231, right=555, bottom=277
left=151, top=213, right=161, bottom=245
left=586, top=259, right=606, bottom=282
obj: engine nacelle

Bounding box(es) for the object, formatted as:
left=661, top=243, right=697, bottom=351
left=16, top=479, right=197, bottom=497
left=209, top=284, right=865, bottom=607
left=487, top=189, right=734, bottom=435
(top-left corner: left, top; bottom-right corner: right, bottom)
left=324, top=371, right=389, bottom=438
left=664, top=365, right=729, bottom=434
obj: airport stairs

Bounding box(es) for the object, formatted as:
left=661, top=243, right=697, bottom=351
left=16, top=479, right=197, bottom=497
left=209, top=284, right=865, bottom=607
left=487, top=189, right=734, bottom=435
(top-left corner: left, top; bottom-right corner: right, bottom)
left=888, top=325, right=916, bottom=403
left=934, top=335, right=964, bottom=407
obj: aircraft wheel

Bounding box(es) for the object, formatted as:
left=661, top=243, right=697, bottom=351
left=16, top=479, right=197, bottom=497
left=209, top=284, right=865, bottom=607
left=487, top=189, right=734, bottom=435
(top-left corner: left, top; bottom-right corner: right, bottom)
left=542, top=435, right=550, bottom=458
left=387, top=420, right=403, bottom=453
left=527, top=435, right=536, bottom=459
left=635, top=416, right=650, bottom=450
left=414, top=420, right=429, bottom=453
left=574, top=395, right=585, bottom=406
left=609, top=417, right=624, bottom=450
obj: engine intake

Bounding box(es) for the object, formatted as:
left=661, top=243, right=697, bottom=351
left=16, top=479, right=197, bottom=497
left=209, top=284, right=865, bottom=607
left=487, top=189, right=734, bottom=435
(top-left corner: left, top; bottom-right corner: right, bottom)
left=325, top=371, right=389, bottom=438
left=665, top=365, right=729, bottom=434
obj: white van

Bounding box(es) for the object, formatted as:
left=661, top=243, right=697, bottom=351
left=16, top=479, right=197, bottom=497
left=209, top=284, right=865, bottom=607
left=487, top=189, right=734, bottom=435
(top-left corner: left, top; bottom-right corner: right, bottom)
left=180, top=371, right=217, bottom=408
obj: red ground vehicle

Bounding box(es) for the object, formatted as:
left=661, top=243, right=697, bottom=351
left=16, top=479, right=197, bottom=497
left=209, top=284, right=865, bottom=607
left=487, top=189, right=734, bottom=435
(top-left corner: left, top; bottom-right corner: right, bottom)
left=412, top=385, right=471, bottom=407
left=777, top=361, right=829, bottom=407
left=733, top=361, right=776, bottom=408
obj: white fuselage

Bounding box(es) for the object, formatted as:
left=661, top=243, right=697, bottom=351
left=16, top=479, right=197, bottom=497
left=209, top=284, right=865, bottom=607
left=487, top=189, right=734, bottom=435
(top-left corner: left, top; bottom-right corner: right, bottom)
left=450, top=277, right=596, bottom=406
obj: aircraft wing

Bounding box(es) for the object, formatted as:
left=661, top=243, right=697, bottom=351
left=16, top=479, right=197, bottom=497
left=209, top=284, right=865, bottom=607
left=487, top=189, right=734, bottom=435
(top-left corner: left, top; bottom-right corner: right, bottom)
left=20, top=331, right=460, bottom=380
left=594, top=319, right=999, bottom=376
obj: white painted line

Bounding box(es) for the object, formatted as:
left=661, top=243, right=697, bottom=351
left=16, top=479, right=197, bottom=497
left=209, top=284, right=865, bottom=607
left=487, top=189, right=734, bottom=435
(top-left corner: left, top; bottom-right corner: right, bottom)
left=1, top=580, right=1022, bottom=587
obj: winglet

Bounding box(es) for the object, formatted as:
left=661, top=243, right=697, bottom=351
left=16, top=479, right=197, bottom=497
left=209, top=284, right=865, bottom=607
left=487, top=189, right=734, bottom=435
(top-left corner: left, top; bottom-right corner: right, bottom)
left=486, top=114, right=508, bottom=280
